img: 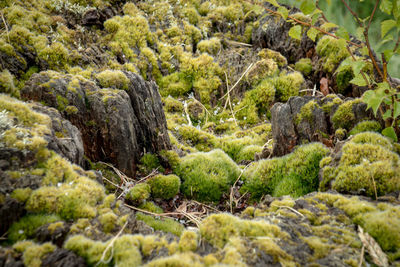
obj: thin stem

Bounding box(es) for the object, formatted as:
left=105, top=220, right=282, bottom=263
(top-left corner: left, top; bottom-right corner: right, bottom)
left=393, top=36, right=400, bottom=52
left=340, top=0, right=363, bottom=27
left=367, top=0, right=380, bottom=30
left=346, top=45, right=371, bottom=88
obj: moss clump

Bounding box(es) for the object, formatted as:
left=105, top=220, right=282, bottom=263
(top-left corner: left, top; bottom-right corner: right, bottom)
left=236, top=145, right=263, bottom=162
left=178, top=230, right=198, bottom=252
left=197, top=37, right=222, bottom=55
left=349, top=120, right=382, bottom=136
left=8, top=214, right=61, bottom=243
left=96, top=70, right=129, bottom=90
left=272, top=71, right=304, bottom=102
left=335, top=64, right=354, bottom=94
left=11, top=188, right=32, bottom=203
left=159, top=72, right=192, bottom=97
left=242, top=143, right=329, bottom=199
left=331, top=98, right=362, bottom=130
left=126, top=183, right=151, bottom=204
left=138, top=202, right=163, bottom=214
left=99, top=211, right=118, bottom=233
left=14, top=241, right=56, bottom=267
left=139, top=153, right=163, bottom=174
left=316, top=35, right=350, bottom=73
left=64, top=235, right=110, bottom=265
left=258, top=48, right=287, bottom=67
left=38, top=42, right=70, bottom=70
left=176, top=149, right=241, bottom=202
left=136, top=213, right=184, bottom=236
left=200, top=213, right=287, bottom=248
left=294, top=58, right=312, bottom=76
left=0, top=69, right=19, bottom=97
left=148, top=174, right=181, bottom=199
left=113, top=235, right=142, bottom=267
left=146, top=252, right=204, bottom=267
left=320, top=132, right=400, bottom=198
left=295, top=100, right=319, bottom=125
left=163, top=96, right=184, bottom=113
left=246, top=59, right=278, bottom=84
left=335, top=128, right=347, bottom=141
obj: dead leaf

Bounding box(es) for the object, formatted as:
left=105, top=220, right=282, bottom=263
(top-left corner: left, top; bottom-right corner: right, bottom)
left=320, top=77, right=329, bottom=96
left=357, top=226, right=388, bottom=267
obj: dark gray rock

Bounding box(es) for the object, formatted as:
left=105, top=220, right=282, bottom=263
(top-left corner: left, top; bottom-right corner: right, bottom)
left=41, top=249, right=86, bottom=267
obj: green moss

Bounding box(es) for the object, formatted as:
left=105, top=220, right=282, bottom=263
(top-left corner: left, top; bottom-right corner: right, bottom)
left=11, top=188, right=32, bottom=203
left=246, top=59, right=278, bottom=84
left=146, top=252, right=204, bottom=267
left=38, top=42, right=69, bottom=70
left=197, top=37, right=222, bottom=55
left=139, top=153, right=164, bottom=173
left=159, top=72, right=192, bottom=97
left=349, top=120, right=382, bottom=136
left=303, top=236, right=333, bottom=259
left=126, top=183, right=151, bottom=204
left=176, top=149, right=241, bottom=202
left=200, top=213, right=287, bottom=248
left=258, top=48, right=287, bottom=67
left=177, top=125, right=217, bottom=151
left=295, top=100, right=319, bottom=125
left=96, top=70, right=129, bottom=90
left=16, top=242, right=56, bottom=267
left=294, top=58, right=312, bottom=76
left=56, top=95, right=69, bottom=112
left=316, top=35, right=350, bottom=73
left=321, top=94, right=343, bottom=113
left=65, top=105, right=78, bottom=115
left=335, top=64, right=354, bottom=94
left=136, top=213, right=184, bottom=236
left=272, top=71, right=304, bottom=102
left=138, top=202, right=163, bottom=214
left=47, top=221, right=64, bottom=234
left=0, top=69, right=19, bottom=97
left=64, top=235, right=110, bottom=266
left=331, top=98, right=362, bottom=130
left=8, top=214, right=61, bottom=243
left=242, top=143, right=329, bottom=199
left=335, top=128, right=347, bottom=141
left=179, top=230, right=198, bottom=252
left=236, top=145, right=263, bottom=162
left=148, top=174, right=181, bottom=199
left=99, top=211, right=118, bottom=233
left=159, top=150, right=181, bottom=171
left=113, top=235, right=142, bottom=267
left=163, top=96, right=184, bottom=113
left=320, top=132, right=400, bottom=198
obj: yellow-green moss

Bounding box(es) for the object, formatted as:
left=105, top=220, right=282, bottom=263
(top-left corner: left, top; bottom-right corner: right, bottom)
left=126, top=183, right=151, bottom=204
left=272, top=71, right=304, bottom=102
left=242, top=143, right=329, bottom=199
left=197, top=37, right=221, bottom=55
left=64, top=235, right=110, bottom=265
left=148, top=174, right=181, bottom=199
left=295, top=100, right=319, bottom=125
left=99, top=211, right=118, bottom=233
left=295, top=58, right=312, bottom=76
left=0, top=69, right=19, bottom=97
left=176, top=149, right=241, bottom=202
left=331, top=98, right=362, bottom=130
left=316, top=35, right=350, bottom=73
left=138, top=202, right=163, bottom=214
left=96, top=70, right=129, bottom=90
left=38, top=42, right=69, bottom=70
left=16, top=242, right=56, bottom=267
left=136, top=213, right=184, bottom=236
left=11, top=188, right=32, bottom=203
left=349, top=120, right=382, bottom=136
left=179, top=230, right=198, bottom=252
left=163, top=96, right=184, bottom=113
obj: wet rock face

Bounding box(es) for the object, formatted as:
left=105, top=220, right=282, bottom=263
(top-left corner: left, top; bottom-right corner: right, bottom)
left=21, top=71, right=171, bottom=176
left=271, top=96, right=375, bottom=156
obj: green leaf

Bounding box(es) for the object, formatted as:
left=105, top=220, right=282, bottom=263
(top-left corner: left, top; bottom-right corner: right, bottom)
left=350, top=74, right=368, bottom=87
left=380, top=0, right=393, bottom=14
left=394, top=98, right=400, bottom=118
left=266, top=0, right=280, bottom=7
left=380, top=34, right=394, bottom=46
left=382, top=127, right=398, bottom=142
left=381, top=19, right=396, bottom=37
left=383, top=109, right=392, bottom=120
left=277, top=6, right=289, bottom=20
left=336, top=26, right=350, bottom=40
left=384, top=49, right=394, bottom=61
left=362, top=86, right=386, bottom=116
left=300, top=0, right=316, bottom=15
left=307, top=27, right=319, bottom=41
left=289, top=25, right=302, bottom=40
left=352, top=60, right=366, bottom=75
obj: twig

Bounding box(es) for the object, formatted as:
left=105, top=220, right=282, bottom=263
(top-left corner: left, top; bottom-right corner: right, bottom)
left=192, top=200, right=221, bottom=213
left=95, top=220, right=129, bottom=267
left=367, top=0, right=380, bottom=30
left=225, top=39, right=252, bottom=47
left=224, top=71, right=238, bottom=127
left=183, top=101, right=193, bottom=126
left=358, top=245, right=365, bottom=267
left=230, top=163, right=252, bottom=213
left=339, top=0, right=362, bottom=27
left=98, top=161, right=133, bottom=183
left=271, top=205, right=305, bottom=218
left=370, top=174, right=378, bottom=200
left=0, top=12, right=10, bottom=43
left=299, top=89, right=324, bottom=96
left=220, top=63, right=254, bottom=100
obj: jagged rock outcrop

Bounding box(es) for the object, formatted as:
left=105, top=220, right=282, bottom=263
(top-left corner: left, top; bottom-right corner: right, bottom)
left=271, top=95, right=375, bottom=156
left=21, top=71, right=171, bottom=176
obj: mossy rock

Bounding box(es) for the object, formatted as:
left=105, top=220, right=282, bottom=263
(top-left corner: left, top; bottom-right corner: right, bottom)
left=126, top=183, right=151, bottom=204
left=175, top=149, right=241, bottom=202
left=242, top=143, right=329, bottom=199
left=320, top=132, right=400, bottom=198
left=294, top=58, right=312, bottom=76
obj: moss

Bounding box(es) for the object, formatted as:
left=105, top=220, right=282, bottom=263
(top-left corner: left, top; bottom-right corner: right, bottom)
left=321, top=94, right=343, bottom=113
left=163, top=96, right=184, bottom=113
left=17, top=242, right=56, bottom=267
left=47, top=221, right=64, bottom=234
left=64, top=235, right=110, bottom=266
left=148, top=174, right=181, bottom=199
left=177, top=125, right=217, bottom=151
left=159, top=72, right=192, bottom=98
left=236, top=145, right=263, bottom=162
left=335, top=128, right=347, bottom=141
left=200, top=213, right=287, bottom=248
left=113, top=235, right=142, bottom=267
left=95, top=70, right=129, bottom=90
left=8, top=214, right=61, bottom=243
left=99, top=211, right=118, bottom=233
left=139, top=202, right=163, bottom=214
left=65, top=105, right=78, bottom=115
left=258, top=48, right=287, bottom=67
left=0, top=69, right=19, bottom=97
left=295, top=100, right=319, bottom=125
left=242, top=143, right=329, bottom=199
left=126, top=183, right=151, bottom=204
left=176, top=149, right=241, bottom=202
left=140, top=153, right=164, bottom=174
left=38, top=42, right=69, bottom=70
left=246, top=59, right=278, bottom=84
left=159, top=150, right=181, bottom=171
left=303, top=236, right=334, bottom=259
left=197, top=37, right=221, bottom=55
left=255, top=238, right=294, bottom=265
left=136, top=213, right=184, bottom=236
left=295, top=58, right=312, bottom=76
left=146, top=252, right=204, bottom=267
left=272, top=71, right=304, bottom=102
left=178, top=230, right=198, bottom=252
left=320, top=132, right=400, bottom=198
left=335, top=64, right=354, bottom=94
left=316, top=35, right=350, bottom=73
left=349, top=120, right=382, bottom=136
left=11, top=188, right=32, bottom=203
left=331, top=98, right=362, bottom=130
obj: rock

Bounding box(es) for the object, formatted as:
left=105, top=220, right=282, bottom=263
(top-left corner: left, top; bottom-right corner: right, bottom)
left=41, top=249, right=86, bottom=267
left=271, top=95, right=377, bottom=156
left=0, top=197, right=25, bottom=237
left=36, top=222, right=70, bottom=247
left=21, top=71, right=171, bottom=176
